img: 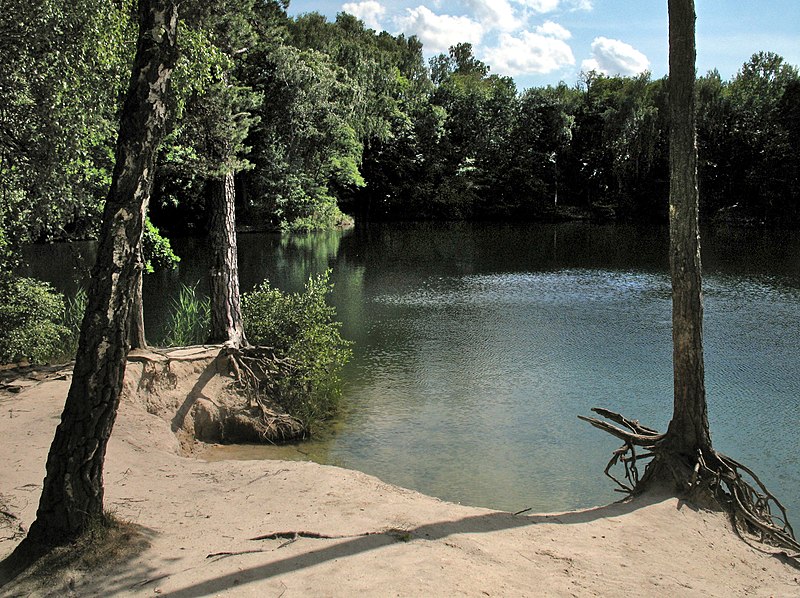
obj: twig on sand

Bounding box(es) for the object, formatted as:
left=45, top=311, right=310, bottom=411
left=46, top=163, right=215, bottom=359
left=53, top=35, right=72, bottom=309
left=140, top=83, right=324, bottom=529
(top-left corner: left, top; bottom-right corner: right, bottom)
left=206, top=549, right=270, bottom=560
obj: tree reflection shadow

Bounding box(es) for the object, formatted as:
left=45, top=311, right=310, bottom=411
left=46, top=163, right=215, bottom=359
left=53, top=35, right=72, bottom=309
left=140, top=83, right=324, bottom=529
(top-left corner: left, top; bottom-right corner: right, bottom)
left=159, top=491, right=671, bottom=598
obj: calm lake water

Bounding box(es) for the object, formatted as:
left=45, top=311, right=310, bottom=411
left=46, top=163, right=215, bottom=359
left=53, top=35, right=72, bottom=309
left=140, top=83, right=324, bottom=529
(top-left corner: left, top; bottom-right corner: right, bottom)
left=22, top=222, right=800, bottom=516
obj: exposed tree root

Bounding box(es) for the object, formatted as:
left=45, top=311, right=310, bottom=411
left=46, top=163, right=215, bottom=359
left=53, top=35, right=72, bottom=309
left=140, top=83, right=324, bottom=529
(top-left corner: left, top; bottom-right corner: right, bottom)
left=0, top=499, right=25, bottom=543
left=580, top=408, right=800, bottom=565
left=223, top=345, right=307, bottom=442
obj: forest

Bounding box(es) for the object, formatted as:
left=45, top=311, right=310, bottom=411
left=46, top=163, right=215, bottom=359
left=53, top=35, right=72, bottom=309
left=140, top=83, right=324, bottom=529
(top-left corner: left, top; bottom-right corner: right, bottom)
left=2, top=2, right=800, bottom=586
left=2, top=0, right=799, bottom=255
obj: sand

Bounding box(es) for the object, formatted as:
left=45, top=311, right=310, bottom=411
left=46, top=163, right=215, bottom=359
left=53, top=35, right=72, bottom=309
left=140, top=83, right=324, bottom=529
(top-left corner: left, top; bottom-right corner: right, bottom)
left=1, top=351, right=798, bottom=597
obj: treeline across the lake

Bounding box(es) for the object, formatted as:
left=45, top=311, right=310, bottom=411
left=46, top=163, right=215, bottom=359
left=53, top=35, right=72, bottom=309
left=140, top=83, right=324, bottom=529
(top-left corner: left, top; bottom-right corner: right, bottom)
left=2, top=0, right=799, bottom=250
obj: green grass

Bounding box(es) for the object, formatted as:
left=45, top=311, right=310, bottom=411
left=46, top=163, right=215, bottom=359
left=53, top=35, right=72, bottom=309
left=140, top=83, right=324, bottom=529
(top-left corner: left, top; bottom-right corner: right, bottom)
left=56, top=287, right=87, bottom=361
left=161, top=283, right=210, bottom=347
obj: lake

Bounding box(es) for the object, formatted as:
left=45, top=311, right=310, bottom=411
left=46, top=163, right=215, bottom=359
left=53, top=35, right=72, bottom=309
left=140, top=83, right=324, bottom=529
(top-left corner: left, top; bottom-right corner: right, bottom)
left=22, top=222, right=800, bottom=517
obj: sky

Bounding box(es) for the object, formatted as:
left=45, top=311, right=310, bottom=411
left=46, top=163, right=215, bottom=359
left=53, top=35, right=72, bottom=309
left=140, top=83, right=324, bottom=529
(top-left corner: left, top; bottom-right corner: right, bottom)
left=286, top=0, right=800, bottom=90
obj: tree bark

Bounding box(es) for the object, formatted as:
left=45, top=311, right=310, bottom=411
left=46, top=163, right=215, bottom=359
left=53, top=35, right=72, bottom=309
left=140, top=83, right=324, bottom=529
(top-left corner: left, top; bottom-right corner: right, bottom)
left=664, top=0, right=712, bottom=457
left=24, top=0, right=178, bottom=546
left=209, top=170, right=247, bottom=347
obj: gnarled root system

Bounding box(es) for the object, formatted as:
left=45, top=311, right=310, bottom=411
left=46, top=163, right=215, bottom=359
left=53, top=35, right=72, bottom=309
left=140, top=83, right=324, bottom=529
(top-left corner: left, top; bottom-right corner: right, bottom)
left=224, top=345, right=307, bottom=442
left=580, top=408, right=800, bottom=564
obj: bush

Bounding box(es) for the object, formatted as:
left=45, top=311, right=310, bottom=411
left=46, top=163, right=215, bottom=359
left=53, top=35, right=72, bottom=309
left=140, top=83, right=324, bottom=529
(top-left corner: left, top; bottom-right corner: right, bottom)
left=242, top=270, right=351, bottom=429
left=142, top=218, right=180, bottom=273
left=0, top=276, right=69, bottom=364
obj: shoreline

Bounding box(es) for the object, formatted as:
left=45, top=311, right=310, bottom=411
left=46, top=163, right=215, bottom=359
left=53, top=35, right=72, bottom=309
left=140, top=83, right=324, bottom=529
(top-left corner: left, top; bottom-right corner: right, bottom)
left=1, top=361, right=798, bottom=597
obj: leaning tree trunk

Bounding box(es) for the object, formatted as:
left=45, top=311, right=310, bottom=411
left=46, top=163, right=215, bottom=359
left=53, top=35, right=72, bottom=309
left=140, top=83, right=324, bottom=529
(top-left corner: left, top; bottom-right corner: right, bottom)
left=209, top=170, right=247, bottom=347
left=663, top=0, right=712, bottom=460
left=23, top=0, right=178, bottom=546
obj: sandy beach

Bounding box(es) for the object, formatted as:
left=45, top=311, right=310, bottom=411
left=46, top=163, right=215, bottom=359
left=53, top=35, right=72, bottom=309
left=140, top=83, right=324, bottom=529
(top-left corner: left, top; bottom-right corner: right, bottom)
left=1, top=350, right=798, bottom=597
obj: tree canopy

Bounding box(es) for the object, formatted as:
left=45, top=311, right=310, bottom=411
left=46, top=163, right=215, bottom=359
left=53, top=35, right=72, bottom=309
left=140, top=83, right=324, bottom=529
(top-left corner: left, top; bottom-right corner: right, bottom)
left=1, top=2, right=799, bottom=250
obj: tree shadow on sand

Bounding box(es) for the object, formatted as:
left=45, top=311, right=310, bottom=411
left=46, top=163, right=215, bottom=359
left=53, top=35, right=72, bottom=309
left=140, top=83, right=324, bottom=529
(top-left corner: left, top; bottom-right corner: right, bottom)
left=157, top=491, right=676, bottom=598
left=0, top=522, right=162, bottom=596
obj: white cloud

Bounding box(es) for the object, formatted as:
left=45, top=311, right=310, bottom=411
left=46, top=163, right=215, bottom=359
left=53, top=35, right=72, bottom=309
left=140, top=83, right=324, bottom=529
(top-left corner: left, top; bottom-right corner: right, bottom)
left=341, top=1, right=387, bottom=31
left=466, top=0, right=521, bottom=32
left=512, top=0, right=593, bottom=13
left=514, top=0, right=561, bottom=13
left=569, top=0, right=593, bottom=10
left=581, top=37, right=650, bottom=76
left=535, top=20, right=571, bottom=40
left=482, top=30, right=575, bottom=76
left=395, top=6, right=484, bottom=54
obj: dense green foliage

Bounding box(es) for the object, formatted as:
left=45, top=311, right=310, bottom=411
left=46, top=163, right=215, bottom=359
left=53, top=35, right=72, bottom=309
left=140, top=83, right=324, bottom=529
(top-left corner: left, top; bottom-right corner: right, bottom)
left=0, top=0, right=135, bottom=244
left=2, top=4, right=798, bottom=243
left=242, top=271, right=352, bottom=428
left=142, top=218, right=180, bottom=273
left=0, top=277, right=68, bottom=364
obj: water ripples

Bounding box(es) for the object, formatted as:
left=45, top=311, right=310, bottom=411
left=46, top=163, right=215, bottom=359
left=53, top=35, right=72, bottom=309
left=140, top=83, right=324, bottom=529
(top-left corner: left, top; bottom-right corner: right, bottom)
left=344, top=268, right=800, bottom=514
left=373, top=269, right=673, bottom=309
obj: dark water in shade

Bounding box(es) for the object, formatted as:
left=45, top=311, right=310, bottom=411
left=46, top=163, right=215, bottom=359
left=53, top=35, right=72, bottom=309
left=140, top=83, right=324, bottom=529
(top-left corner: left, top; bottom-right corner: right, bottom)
left=22, top=222, right=800, bottom=516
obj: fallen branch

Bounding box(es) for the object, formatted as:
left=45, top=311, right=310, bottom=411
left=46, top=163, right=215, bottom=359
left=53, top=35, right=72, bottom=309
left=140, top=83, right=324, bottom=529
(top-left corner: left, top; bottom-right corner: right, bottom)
left=249, top=528, right=412, bottom=543
left=206, top=549, right=270, bottom=559
left=131, top=574, right=171, bottom=588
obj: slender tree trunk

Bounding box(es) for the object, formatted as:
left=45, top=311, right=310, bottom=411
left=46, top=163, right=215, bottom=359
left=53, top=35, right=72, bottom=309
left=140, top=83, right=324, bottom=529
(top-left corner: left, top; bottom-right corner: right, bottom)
left=209, top=170, right=247, bottom=347
left=582, top=7, right=796, bottom=547
left=24, top=0, right=178, bottom=546
left=129, top=245, right=147, bottom=349
left=664, top=0, right=712, bottom=458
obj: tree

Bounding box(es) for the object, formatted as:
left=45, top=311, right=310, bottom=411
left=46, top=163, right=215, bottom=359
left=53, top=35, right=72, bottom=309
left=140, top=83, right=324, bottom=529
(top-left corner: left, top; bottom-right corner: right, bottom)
left=506, top=85, right=576, bottom=216
left=130, top=244, right=148, bottom=349
left=4, top=0, right=179, bottom=557
left=187, top=2, right=264, bottom=346
left=412, top=44, right=521, bottom=219
left=581, top=0, right=799, bottom=557
left=242, top=44, right=364, bottom=231
left=195, top=76, right=256, bottom=347
left=662, top=0, right=711, bottom=462
left=130, top=218, right=181, bottom=349
left=0, top=0, right=135, bottom=244
left=156, top=1, right=265, bottom=346
left=209, top=165, right=247, bottom=346
left=695, top=69, right=733, bottom=216
left=726, top=52, right=800, bottom=222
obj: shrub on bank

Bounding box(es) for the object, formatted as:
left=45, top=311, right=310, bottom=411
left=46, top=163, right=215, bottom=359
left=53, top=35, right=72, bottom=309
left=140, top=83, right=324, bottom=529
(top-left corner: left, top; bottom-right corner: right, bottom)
left=142, top=218, right=180, bottom=273
left=242, top=270, right=352, bottom=429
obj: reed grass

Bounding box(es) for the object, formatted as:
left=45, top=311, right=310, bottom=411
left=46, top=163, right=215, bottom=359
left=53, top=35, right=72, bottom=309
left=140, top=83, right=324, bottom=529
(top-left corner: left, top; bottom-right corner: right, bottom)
left=161, top=283, right=210, bottom=347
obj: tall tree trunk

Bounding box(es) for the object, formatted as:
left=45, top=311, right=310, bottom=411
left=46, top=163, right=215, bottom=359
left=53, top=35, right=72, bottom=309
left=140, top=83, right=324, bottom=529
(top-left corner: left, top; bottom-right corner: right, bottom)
left=581, top=7, right=797, bottom=552
left=209, top=170, right=247, bottom=347
left=664, top=0, right=712, bottom=458
left=24, top=0, right=178, bottom=546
